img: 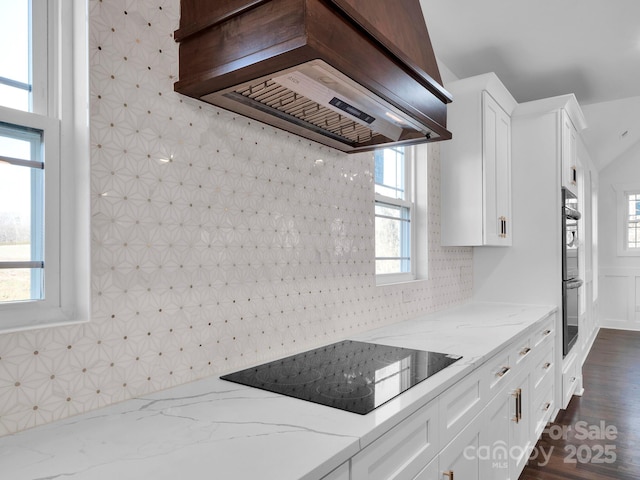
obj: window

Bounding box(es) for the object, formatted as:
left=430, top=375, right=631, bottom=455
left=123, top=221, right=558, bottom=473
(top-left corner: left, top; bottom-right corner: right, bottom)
left=0, top=122, right=47, bottom=302
left=626, top=192, right=640, bottom=249
left=0, top=0, right=89, bottom=332
left=374, top=146, right=415, bottom=283
left=614, top=184, right=640, bottom=257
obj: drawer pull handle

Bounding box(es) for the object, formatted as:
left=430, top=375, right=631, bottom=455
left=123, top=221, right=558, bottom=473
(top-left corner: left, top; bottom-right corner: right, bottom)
left=544, top=402, right=551, bottom=411
left=512, top=388, right=522, bottom=423
left=496, top=366, right=510, bottom=377
left=520, top=347, right=531, bottom=356
left=543, top=329, right=552, bottom=335
left=444, top=471, right=454, bottom=480
left=543, top=362, right=552, bottom=370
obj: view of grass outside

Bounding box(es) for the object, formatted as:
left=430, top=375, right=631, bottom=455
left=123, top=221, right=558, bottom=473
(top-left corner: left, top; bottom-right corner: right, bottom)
left=0, top=244, right=31, bottom=302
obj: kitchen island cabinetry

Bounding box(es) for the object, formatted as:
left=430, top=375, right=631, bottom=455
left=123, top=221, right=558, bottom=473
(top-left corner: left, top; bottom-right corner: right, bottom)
left=441, top=72, right=517, bottom=246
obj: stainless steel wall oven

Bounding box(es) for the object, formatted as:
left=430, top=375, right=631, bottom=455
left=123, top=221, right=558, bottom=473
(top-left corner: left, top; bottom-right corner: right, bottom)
left=562, top=188, right=582, bottom=356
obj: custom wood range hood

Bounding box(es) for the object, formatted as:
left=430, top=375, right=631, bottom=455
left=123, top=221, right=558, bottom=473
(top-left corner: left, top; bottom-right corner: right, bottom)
left=174, top=0, right=452, bottom=153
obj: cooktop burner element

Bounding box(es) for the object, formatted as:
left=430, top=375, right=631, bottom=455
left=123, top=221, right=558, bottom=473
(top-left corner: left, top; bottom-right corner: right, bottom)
left=220, top=340, right=462, bottom=414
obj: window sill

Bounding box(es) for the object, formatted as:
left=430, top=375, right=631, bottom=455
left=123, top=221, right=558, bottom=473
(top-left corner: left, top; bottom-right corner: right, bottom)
left=375, top=274, right=423, bottom=286
left=616, top=249, right=640, bottom=257
left=0, top=302, right=89, bottom=334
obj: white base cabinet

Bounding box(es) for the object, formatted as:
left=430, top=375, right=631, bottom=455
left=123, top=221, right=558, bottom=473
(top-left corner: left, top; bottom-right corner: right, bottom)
left=562, top=350, right=580, bottom=409
left=351, top=399, right=439, bottom=480
left=438, top=411, right=484, bottom=480
left=326, top=310, right=557, bottom=480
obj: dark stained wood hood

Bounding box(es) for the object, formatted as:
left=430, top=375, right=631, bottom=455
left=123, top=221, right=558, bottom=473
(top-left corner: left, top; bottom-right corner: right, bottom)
left=174, top=0, right=452, bottom=153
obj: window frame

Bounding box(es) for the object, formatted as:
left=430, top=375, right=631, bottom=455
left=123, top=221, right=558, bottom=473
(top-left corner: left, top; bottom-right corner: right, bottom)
left=0, top=0, right=89, bottom=332
left=374, top=146, right=417, bottom=285
left=614, top=183, right=640, bottom=257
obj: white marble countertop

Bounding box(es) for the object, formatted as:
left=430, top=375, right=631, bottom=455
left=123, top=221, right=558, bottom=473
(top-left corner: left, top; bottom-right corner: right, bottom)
left=0, top=302, right=556, bottom=480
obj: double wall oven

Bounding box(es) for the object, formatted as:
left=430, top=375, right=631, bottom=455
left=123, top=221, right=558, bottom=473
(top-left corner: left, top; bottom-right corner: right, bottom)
left=562, top=188, right=582, bottom=356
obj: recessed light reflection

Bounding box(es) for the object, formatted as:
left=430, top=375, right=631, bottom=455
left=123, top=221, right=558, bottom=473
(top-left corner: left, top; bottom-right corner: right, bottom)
left=385, top=111, right=405, bottom=125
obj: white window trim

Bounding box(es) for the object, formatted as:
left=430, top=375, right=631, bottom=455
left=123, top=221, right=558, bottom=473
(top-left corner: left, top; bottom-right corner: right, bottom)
left=0, top=0, right=90, bottom=333
left=613, top=182, right=640, bottom=257
left=375, top=146, right=417, bottom=285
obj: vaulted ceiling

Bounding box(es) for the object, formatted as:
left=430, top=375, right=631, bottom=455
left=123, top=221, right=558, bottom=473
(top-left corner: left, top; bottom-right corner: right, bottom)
left=421, top=0, right=640, bottom=171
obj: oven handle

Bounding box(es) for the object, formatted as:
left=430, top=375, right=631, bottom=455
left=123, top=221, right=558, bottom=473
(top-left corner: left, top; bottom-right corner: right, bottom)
left=564, top=206, right=581, bottom=220
left=565, top=278, right=583, bottom=290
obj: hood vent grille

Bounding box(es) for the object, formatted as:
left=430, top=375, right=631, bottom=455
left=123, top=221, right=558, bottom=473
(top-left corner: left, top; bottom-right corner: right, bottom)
left=228, top=79, right=384, bottom=145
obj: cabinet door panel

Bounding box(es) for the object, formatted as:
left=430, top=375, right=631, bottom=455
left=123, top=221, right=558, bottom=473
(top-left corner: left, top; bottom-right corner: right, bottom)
left=495, top=104, right=512, bottom=243
left=439, top=413, right=483, bottom=480
left=413, top=457, right=438, bottom=480
left=439, top=371, right=483, bottom=447
left=562, top=111, right=578, bottom=195
left=480, top=389, right=512, bottom=479
left=510, top=374, right=531, bottom=478
left=352, top=400, right=439, bottom=480
left=482, top=91, right=512, bottom=246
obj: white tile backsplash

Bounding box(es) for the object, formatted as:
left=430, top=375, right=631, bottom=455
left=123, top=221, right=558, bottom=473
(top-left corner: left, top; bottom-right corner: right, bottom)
left=0, top=0, right=472, bottom=437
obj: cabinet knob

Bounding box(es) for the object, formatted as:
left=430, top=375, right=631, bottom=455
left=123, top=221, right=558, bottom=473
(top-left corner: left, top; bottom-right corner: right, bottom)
left=520, top=347, right=531, bottom=356
left=543, top=329, right=552, bottom=336
left=543, top=362, right=552, bottom=370
left=496, top=366, right=511, bottom=377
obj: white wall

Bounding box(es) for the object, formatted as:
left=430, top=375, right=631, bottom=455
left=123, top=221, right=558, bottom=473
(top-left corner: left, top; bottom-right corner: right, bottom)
left=0, top=0, right=472, bottom=437
left=598, top=140, right=640, bottom=330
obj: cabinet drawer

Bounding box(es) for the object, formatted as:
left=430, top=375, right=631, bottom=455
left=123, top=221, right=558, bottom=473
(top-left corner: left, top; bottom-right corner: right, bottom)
left=532, top=344, right=555, bottom=392
left=322, top=461, right=350, bottom=480
left=510, top=335, right=532, bottom=367
left=531, top=314, right=556, bottom=349
left=439, top=370, right=484, bottom=447
left=562, top=352, right=579, bottom=409
left=533, top=381, right=554, bottom=438
left=484, top=350, right=512, bottom=395
left=352, top=399, right=439, bottom=480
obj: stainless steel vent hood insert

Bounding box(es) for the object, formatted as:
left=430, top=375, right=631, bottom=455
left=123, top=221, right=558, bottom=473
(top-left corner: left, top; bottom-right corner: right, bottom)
left=175, top=0, right=452, bottom=153
left=207, top=60, right=438, bottom=146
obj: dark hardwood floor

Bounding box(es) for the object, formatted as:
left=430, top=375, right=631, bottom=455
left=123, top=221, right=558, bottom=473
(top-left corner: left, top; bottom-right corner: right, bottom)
left=520, top=328, right=640, bottom=480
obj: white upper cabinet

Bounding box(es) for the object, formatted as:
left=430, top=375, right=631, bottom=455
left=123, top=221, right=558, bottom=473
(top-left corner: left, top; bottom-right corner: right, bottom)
left=561, top=110, right=579, bottom=195
left=441, top=73, right=517, bottom=246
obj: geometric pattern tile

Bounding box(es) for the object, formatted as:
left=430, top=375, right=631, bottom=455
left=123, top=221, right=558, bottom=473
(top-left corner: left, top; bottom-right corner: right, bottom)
left=0, top=0, right=472, bottom=437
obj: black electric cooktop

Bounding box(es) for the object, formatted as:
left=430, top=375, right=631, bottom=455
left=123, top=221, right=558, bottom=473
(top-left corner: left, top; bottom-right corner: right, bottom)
left=221, top=340, right=462, bottom=415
